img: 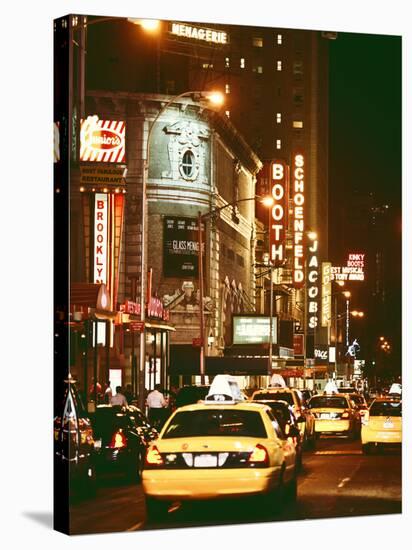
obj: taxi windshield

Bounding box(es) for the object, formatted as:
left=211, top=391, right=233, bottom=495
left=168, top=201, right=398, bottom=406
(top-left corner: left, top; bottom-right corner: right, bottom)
left=309, top=396, right=348, bottom=409
left=162, top=409, right=267, bottom=439
left=252, top=392, right=294, bottom=405
left=370, top=401, right=402, bottom=417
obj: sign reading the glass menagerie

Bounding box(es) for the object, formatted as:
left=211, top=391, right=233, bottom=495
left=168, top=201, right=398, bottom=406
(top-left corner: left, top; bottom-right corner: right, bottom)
left=80, top=115, right=126, bottom=163
left=163, top=217, right=204, bottom=277
left=170, top=22, right=229, bottom=44
left=233, top=316, right=277, bottom=345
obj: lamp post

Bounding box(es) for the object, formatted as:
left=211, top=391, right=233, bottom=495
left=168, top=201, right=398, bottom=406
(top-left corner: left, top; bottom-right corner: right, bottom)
left=197, top=195, right=273, bottom=383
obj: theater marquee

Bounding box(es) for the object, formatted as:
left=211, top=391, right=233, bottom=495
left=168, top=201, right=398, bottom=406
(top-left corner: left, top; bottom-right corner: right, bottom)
left=170, top=22, right=229, bottom=44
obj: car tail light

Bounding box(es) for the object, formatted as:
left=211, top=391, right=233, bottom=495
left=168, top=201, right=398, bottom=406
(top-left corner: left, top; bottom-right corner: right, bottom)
left=341, top=411, right=350, bottom=419
left=146, top=445, right=164, bottom=466
left=109, top=430, right=127, bottom=449
left=248, top=444, right=269, bottom=466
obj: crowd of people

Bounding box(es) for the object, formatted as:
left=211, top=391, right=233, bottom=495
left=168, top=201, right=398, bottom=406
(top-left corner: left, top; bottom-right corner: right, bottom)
left=85, top=379, right=177, bottom=429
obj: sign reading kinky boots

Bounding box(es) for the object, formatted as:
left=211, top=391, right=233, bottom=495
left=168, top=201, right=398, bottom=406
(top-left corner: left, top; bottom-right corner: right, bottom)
left=163, top=217, right=205, bottom=277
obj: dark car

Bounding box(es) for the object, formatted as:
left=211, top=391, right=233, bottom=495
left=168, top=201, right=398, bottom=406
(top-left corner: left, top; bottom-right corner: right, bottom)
left=54, top=377, right=96, bottom=502
left=175, top=385, right=210, bottom=408
left=254, top=399, right=303, bottom=467
left=91, top=405, right=158, bottom=483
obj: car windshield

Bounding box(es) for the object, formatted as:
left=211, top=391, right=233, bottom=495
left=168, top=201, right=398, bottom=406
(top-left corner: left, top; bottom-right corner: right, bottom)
left=252, top=392, right=294, bottom=405
left=162, top=409, right=267, bottom=439
left=370, top=401, right=402, bottom=417
left=309, top=396, right=348, bottom=409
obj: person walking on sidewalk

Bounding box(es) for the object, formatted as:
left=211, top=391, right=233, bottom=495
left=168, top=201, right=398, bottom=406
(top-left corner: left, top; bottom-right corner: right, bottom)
left=146, top=384, right=167, bottom=428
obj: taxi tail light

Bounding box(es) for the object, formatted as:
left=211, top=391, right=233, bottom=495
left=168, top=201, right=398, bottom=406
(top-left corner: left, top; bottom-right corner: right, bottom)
left=248, top=444, right=269, bottom=466
left=341, top=410, right=350, bottom=419
left=109, top=431, right=127, bottom=449
left=146, top=445, right=164, bottom=466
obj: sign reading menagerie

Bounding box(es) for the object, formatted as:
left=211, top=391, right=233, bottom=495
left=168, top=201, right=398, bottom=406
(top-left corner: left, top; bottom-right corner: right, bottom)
left=170, top=23, right=229, bottom=44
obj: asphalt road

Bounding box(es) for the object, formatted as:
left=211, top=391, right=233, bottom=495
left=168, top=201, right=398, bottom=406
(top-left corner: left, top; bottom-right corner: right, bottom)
left=70, top=437, right=402, bottom=535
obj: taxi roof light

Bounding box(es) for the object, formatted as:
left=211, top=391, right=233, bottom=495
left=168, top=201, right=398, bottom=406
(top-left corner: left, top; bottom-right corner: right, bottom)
left=205, top=375, right=246, bottom=405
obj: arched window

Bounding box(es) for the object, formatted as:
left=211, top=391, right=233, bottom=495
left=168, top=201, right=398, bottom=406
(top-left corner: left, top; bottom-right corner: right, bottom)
left=181, top=150, right=195, bottom=178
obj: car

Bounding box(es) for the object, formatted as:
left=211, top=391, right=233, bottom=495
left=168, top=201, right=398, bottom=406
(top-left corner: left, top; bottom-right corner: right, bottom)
left=253, top=400, right=303, bottom=468
left=250, top=387, right=316, bottom=449
left=54, top=376, right=96, bottom=502
left=361, top=398, right=402, bottom=454
left=175, top=385, right=210, bottom=408
left=300, top=388, right=316, bottom=404
left=91, top=404, right=158, bottom=483
left=307, top=393, right=361, bottom=439
left=142, top=376, right=297, bottom=520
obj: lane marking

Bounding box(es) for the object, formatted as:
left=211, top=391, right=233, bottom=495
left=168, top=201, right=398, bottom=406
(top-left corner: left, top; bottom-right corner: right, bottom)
left=314, top=450, right=362, bottom=456
left=126, top=521, right=144, bottom=531
left=338, top=477, right=351, bottom=488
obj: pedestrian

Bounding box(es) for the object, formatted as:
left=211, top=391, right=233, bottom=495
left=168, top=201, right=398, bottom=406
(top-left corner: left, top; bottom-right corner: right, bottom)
left=88, top=378, right=102, bottom=402
left=146, top=384, right=167, bottom=428
left=111, top=386, right=128, bottom=407
left=104, top=380, right=113, bottom=404
left=124, top=383, right=135, bottom=405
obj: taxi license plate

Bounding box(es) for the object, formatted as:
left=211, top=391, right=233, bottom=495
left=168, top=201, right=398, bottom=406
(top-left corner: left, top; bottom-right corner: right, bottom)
left=194, top=454, right=217, bottom=467
left=384, top=421, right=394, bottom=429
left=320, top=413, right=330, bottom=419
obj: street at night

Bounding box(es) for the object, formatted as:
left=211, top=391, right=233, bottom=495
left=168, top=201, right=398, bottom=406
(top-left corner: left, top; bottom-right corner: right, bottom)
left=70, top=436, right=401, bottom=534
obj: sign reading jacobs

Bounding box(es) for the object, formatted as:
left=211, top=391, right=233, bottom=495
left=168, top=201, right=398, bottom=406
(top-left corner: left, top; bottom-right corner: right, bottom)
left=163, top=217, right=204, bottom=278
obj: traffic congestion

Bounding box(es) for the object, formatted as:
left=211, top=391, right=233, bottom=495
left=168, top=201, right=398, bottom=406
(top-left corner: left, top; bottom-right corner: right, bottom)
left=55, top=374, right=402, bottom=533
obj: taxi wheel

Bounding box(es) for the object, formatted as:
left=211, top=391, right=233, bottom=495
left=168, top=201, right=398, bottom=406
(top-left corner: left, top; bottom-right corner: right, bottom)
left=145, top=497, right=170, bottom=521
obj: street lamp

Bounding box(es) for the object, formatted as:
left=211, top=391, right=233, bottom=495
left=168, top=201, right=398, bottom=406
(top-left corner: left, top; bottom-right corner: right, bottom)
left=197, top=195, right=273, bottom=383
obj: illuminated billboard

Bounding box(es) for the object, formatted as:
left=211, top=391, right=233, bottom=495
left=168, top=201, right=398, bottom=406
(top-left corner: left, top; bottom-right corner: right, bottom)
left=331, top=253, right=365, bottom=282
left=170, top=22, right=229, bottom=44
left=80, top=115, right=126, bottom=163
left=269, top=160, right=288, bottom=266
left=292, top=153, right=305, bottom=287
left=233, top=316, right=277, bottom=345
left=94, top=193, right=108, bottom=284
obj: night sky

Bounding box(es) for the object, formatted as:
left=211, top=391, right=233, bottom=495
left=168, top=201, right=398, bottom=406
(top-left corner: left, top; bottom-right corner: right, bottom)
left=328, top=32, right=402, bottom=370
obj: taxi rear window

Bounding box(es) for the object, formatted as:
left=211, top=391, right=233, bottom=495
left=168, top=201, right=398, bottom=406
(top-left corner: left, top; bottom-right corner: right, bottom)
left=308, top=396, right=348, bottom=409
left=162, top=409, right=268, bottom=439
left=252, top=392, right=294, bottom=405
left=370, top=401, right=402, bottom=417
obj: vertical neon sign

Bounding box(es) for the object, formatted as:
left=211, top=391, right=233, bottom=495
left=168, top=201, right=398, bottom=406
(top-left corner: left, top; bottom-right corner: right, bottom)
left=292, top=153, right=305, bottom=287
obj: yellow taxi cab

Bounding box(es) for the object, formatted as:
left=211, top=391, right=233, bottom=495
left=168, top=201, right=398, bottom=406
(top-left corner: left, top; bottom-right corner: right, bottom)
left=361, top=397, right=402, bottom=454
left=307, top=393, right=361, bottom=439
left=142, top=375, right=297, bottom=519
left=250, top=387, right=316, bottom=448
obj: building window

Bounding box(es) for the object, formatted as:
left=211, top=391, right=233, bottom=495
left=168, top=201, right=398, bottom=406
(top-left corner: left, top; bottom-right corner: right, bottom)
left=276, top=112, right=282, bottom=123
left=253, top=37, right=263, bottom=47
left=277, top=33, right=283, bottom=45
left=240, top=57, right=245, bottom=68
left=253, top=65, right=263, bottom=74
left=276, top=139, right=281, bottom=150
left=225, top=110, right=230, bottom=118
left=293, top=121, right=303, bottom=128
left=181, top=150, right=195, bottom=178
left=236, top=254, right=245, bottom=267
left=276, top=60, right=282, bottom=71
left=225, top=83, right=230, bottom=94
left=293, top=88, right=304, bottom=105
left=293, top=61, right=304, bottom=79
left=225, top=57, right=230, bottom=68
